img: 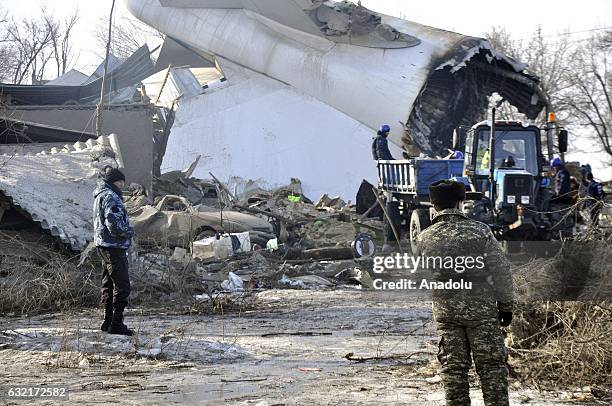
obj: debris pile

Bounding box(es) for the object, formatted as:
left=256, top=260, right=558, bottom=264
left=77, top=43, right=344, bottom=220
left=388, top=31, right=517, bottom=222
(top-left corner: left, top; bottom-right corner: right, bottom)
left=128, top=171, right=387, bottom=300
left=0, top=124, right=381, bottom=316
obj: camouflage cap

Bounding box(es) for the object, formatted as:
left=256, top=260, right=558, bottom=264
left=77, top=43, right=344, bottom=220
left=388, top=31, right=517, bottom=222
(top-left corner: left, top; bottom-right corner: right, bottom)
left=429, top=180, right=466, bottom=207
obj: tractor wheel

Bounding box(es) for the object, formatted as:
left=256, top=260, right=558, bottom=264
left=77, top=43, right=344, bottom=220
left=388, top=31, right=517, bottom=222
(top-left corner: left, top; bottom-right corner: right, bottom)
left=410, top=209, right=431, bottom=254
left=463, top=200, right=488, bottom=222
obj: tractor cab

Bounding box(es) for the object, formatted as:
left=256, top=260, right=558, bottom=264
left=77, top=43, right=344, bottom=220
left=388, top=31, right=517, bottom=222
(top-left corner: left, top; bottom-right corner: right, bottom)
left=466, top=121, right=544, bottom=204
left=462, top=120, right=553, bottom=239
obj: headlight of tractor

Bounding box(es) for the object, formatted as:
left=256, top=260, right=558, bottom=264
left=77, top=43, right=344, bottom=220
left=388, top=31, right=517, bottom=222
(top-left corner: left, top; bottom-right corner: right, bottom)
left=507, top=195, right=516, bottom=204
left=521, top=196, right=530, bottom=204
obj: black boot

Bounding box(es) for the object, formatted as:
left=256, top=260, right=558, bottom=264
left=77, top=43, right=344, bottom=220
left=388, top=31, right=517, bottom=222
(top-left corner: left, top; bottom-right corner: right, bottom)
left=108, top=308, right=134, bottom=336
left=100, top=303, right=113, bottom=332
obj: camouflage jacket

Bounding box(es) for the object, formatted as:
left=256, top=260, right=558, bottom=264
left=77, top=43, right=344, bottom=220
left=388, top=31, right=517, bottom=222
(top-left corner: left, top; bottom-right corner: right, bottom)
left=93, top=181, right=134, bottom=249
left=416, top=209, right=514, bottom=322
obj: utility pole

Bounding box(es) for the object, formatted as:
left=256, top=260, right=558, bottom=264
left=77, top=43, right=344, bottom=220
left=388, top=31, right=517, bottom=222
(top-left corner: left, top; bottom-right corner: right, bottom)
left=95, top=0, right=116, bottom=136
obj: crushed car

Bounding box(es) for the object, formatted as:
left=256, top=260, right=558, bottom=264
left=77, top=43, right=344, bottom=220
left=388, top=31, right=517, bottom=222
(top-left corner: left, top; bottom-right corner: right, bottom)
left=131, top=195, right=276, bottom=249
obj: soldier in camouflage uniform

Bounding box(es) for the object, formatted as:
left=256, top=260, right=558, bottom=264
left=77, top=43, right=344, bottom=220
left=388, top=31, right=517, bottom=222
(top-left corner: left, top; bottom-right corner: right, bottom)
left=417, top=180, right=514, bottom=406
left=93, top=167, right=135, bottom=336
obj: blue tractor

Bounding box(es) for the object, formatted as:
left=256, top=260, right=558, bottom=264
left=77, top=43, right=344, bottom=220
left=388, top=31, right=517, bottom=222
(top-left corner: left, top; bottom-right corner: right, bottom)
left=460, top=111, right=573, bottom=244
left=378, top=109, right=572, bottom=252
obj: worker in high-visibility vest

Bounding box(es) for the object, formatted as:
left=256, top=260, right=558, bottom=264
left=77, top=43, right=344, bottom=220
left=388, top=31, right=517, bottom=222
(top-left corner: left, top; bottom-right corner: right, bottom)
left=476, top=146, right=490, bottom=175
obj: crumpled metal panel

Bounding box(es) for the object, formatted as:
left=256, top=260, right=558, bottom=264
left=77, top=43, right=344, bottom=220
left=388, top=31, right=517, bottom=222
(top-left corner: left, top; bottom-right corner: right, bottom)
left=158, top=0, right=420, bottom=48
left=0, top=45, right=155, bottom=106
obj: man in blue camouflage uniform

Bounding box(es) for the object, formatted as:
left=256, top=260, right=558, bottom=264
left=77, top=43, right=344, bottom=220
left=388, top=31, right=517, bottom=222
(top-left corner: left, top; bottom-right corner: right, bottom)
left=93, top=167, right=135, bottom=336
left=372, top=124, right=394, bottom=161
left=417, top=180, right=514, bottom=406
left=586, top=172, right=606, bottom=226
left=551, top=157, right=572, bottom=204
left=372, top=125, right=400, bottom=252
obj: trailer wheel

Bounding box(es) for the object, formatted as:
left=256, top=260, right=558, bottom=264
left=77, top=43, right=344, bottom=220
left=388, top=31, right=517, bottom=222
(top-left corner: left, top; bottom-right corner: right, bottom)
left=503, top=240, right=522, bottom=254
left=410, top=209, right=430, bottom=254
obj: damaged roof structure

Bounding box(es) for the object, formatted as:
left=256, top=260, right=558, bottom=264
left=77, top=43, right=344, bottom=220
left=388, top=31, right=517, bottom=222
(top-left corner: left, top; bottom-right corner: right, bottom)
left=0, top=45, right=156, bottom=105
left=0, top=45, right=179, bottom=192
left=124, top=0, right=547, bottom=200
left=0, top=41, right=234, bottom=251
left=0, top=135, right=123, bottom=250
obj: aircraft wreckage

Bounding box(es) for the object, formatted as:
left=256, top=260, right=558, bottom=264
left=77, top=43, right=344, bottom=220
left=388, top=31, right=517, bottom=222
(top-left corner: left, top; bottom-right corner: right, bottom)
left=125, top=0, right=547, bottom=200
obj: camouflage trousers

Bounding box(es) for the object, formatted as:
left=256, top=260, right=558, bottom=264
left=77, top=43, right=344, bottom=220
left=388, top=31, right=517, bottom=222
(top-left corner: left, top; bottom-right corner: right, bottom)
left=436, top=319, right=509, bottom=406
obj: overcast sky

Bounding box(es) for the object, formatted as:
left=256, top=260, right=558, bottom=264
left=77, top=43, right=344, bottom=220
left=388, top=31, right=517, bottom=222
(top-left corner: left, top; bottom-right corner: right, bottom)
left=2, top=0, right=611, bottom=74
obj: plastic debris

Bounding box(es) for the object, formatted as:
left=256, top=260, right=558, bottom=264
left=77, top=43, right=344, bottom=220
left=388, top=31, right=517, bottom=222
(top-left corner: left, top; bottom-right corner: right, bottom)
left=221, top=272, right=245, bottom=292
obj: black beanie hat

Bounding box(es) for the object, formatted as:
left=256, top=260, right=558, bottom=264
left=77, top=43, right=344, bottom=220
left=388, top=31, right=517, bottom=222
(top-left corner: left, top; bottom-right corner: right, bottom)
left=103, top=167, right=126, bottom=184
left=429, top=180, right=466, bottom=209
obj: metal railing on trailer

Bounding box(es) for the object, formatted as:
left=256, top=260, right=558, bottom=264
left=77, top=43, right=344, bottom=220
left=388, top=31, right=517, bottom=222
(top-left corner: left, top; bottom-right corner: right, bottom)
left=377, top=160, right=413, bottom=194
left=377, top=159, right=466, bottom=196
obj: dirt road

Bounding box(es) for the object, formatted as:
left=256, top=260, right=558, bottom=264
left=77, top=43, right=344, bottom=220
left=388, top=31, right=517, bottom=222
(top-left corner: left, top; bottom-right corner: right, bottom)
left=1, top=285, right=594, bottom=405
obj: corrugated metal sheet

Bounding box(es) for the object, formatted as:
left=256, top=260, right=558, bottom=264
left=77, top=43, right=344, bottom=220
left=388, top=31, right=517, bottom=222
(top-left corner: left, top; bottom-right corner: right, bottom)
left=84, top=54, right=124, bottom=84
left=44, top=69, right=89, bottom=86
left=0, top=45, right=155, bottom=106
left=0, top=134, right=122, bottom=250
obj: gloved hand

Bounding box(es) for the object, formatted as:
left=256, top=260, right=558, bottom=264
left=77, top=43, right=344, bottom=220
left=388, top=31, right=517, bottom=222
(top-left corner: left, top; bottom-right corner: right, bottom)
left=499, top=311, right=513, bottom=327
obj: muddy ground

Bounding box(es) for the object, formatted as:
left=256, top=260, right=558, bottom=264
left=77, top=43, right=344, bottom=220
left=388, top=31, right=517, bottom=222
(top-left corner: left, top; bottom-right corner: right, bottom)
left=0, top=283, right=597, bottom=406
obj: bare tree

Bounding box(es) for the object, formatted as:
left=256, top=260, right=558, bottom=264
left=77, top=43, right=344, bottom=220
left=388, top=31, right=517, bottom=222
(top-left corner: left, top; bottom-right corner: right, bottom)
left=0, top=7, right=7, bottom=30
left=43, top=8, right=79, bottom=77
left=564, top=32, right=612, bottom=158
left=94, top=13, right=164, bottom=60
left=0, top=7, right=80, bottom=84
left=4, top=16, right=54, bottom=84
left=0, top=7, right=12, bottom=83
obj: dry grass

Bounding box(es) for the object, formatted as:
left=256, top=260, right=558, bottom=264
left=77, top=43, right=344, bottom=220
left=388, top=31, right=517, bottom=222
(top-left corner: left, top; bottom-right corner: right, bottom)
left=0, top=241, right=256, bottom=315
left=507, top=302, right=611, bottom=388
left=0, top=253, right=99, bottom=315
left=508, top=233, right=612, bottom=388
